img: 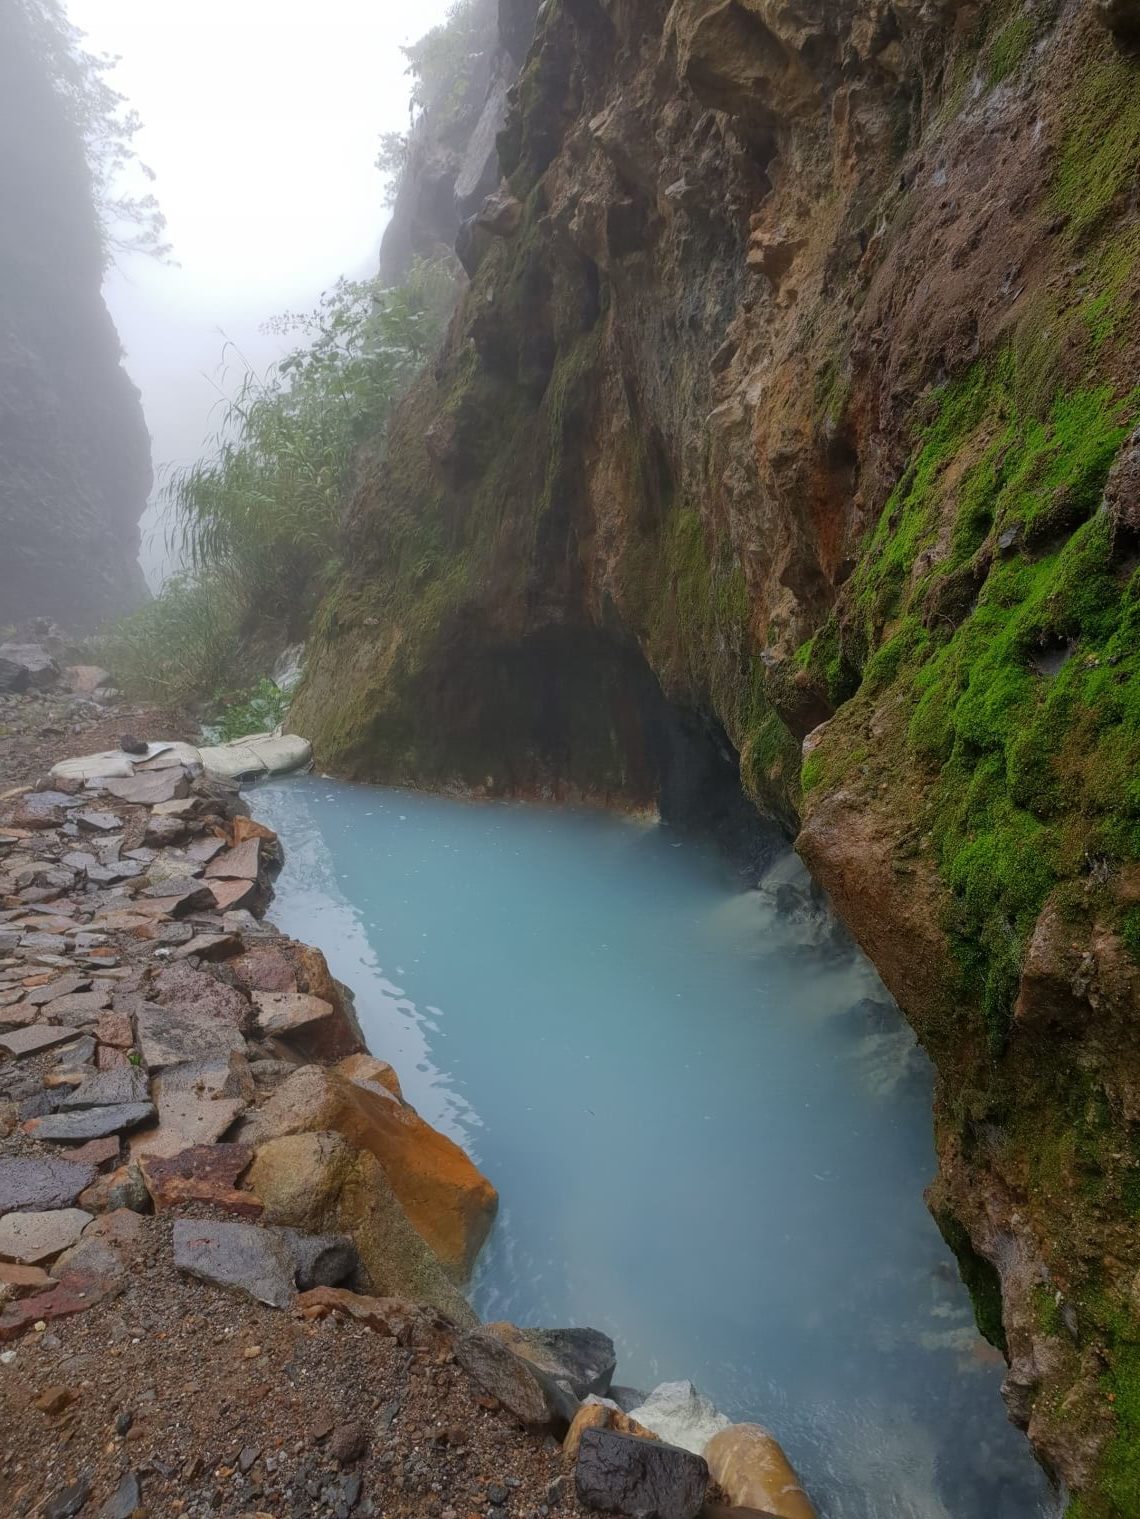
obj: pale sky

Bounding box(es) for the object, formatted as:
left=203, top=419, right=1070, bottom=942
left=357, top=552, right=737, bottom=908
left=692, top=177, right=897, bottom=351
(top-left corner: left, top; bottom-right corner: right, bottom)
left=65, top=0, right=451, bottom=582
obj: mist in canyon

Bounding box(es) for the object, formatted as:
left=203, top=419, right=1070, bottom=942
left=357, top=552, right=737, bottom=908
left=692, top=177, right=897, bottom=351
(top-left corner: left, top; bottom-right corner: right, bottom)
left=66, top=0, right=451, bottom=584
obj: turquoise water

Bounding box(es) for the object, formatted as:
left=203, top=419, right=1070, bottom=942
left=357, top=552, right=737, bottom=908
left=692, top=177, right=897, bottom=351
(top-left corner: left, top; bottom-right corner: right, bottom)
left=254, top=775, right=1057, bottom=1519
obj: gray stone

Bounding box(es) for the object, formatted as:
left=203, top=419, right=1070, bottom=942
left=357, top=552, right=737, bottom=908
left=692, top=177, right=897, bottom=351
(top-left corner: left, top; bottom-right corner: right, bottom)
left=0, top=656, right=29, bottom=694
left=0, top=1157, right=97, bottom=1212
left=252, top=990, right=334, bottom=1039
left=135, top=1002, right=247, bottom=1072
left=456, top=1326, right=580, bottom=1431
left=42, top=989, right=113, bottom=1023
left=487, top=1325, right=617, bottom=1398
left=0, top=642, right=59, bottom=687
left=143, top=814, right=187, bottom=848
left=152, top=961, right=253, bottom=1031
left=278, top=1228, right=359, bottom=1290
left=95, top=1469, right=141, bottom=1519
left=0, top=1207, right=92, bottom=1263
left=76, top=810, right=123, bottom=833
left=43, top=1475, right=92, bottom=1519
left=574, top=1430, right=709, bottom=1519
left=141, top=879, right=215, bottom=916
left=27, top=1102, right=155, bottom=1142
left=0, top=1023, right=82, bottom=1058
left=25, top=974, right=91, bottom=1006
left=172, top=1218, right=295, bottom=1308
left=59, top=1066, right=150, bottom=1110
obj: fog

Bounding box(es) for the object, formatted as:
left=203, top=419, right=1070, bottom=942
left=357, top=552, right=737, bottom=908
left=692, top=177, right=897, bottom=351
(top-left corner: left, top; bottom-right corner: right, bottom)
left=65, top=0, right=451, bottom=586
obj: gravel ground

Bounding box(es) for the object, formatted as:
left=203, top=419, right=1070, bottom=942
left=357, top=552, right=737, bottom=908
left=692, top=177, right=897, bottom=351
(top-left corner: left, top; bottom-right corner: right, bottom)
left=0, top=1215, right=580, bottom=1519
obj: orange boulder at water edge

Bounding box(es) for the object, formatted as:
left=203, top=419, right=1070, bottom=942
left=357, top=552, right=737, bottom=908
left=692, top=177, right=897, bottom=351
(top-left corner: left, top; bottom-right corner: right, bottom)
left=703, top=1424, right=816, bottom=1519
left=247, top=1065, right=497, bottom=1277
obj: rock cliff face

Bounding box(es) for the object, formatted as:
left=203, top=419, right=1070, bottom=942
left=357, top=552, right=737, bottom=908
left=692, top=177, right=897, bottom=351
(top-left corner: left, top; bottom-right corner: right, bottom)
left=0, top=4, right=151, bottom=630
left=293, top=0, right=1140, bottom=1507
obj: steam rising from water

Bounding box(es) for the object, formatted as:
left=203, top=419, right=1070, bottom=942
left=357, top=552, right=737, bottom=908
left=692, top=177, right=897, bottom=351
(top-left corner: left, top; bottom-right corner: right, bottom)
left=255, top=776, right=1058, bottom=1519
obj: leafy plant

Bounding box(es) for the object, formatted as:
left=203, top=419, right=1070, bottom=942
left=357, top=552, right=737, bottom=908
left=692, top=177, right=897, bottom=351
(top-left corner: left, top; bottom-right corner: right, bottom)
left=208, top=678, right=290, bottom=743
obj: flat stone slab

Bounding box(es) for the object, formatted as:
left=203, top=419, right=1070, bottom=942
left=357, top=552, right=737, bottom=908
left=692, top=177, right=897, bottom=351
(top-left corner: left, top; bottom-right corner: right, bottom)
left=140, top=880, right=215, bottom=916
left=99, top=770, right=190, bottom=806
left=58, top=1066, right=150, bottom=1110
left=75, top=810, right=123, bottom=834
left=0, top=1024, right=81, bottom=1058
left=252, top=990, right=334, bottom=1039
left=0, top=1268, right=108, bottom=1341
left=171, top=932, right=241, bottom=962
left=130, top=1090, right=245, bottom=1159
left=0, top=1208, right=92, bottom=1264
left=41, top=989, right=112, bottom=1023
left=25, top=974, right=91, bottom=1006
left=135, top=1003, right=246, bottom=1071
left=26, top=1103, right=155, bottom=1143
left=207, top=878, right=258, bottom=912
left=0, top=1157, right=97, bottom=1212
left=172, top=1217, right=295, bottom=1307
left=140, top=1142, right=260, bottom=1216
left=204, top=838, right=261, bottom=881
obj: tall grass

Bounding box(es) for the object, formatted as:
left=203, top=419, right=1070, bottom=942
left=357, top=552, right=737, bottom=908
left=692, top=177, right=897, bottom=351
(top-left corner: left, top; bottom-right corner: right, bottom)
left=101, top=258, right=456, bottom=710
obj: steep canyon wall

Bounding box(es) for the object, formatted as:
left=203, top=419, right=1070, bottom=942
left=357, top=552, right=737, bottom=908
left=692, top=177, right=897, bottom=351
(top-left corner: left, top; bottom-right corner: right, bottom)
left=292, top=0, right=1140, bottom=1508
left=0, top=5, right=151, bottom=630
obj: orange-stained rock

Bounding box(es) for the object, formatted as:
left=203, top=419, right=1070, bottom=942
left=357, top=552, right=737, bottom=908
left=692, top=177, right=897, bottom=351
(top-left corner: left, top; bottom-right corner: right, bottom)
left=336, top=1053, right=403, bottom=1100
left=703, top=1424, right=816, bottom=1519
left=247, top=1066, right=497, bottom=1277
left=295, top=1285, right=453, bottom=1349
left=564, top=1399, right=658, bottom=1462
left=247, top=1132, right=476, bottom=1324
left=231, top=815, right=277, bottom=846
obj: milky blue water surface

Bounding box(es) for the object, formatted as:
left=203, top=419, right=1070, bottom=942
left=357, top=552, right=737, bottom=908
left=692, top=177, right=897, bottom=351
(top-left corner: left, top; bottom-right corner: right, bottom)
left=254, top=775, right=1057, bottom=1519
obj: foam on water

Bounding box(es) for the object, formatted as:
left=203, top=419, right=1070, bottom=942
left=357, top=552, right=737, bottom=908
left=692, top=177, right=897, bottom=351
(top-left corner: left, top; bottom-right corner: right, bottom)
left=254, top=775, right=1058, bottom=1519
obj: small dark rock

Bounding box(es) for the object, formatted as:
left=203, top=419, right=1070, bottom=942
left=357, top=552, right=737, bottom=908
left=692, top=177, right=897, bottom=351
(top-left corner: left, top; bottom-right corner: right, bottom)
left=329, top=1420, right=368, bottom=1465
left=119, top=735, right=148, bottom=755
left=114, top=1409, right=133, bottom=1436
left=96, top=1469, right=142, bottom=1519
left=43, top=1474, right=92, bottom=1519
left=574, top=1429, right=708, bottom=1519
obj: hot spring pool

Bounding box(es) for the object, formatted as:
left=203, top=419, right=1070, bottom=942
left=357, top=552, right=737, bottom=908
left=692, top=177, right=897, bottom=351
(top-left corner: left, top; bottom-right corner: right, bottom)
left=253, top=775, right=1056, bottom=1519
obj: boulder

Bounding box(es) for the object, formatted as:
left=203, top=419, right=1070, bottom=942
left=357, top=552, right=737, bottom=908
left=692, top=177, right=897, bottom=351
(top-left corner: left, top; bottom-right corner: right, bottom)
left=247, top=1131, right=476, bottom=1325
left=455, top=1325, right=580, bottom=1431
left=277, top=1227, right=358, bottom=1290
left=485, top=1322, right=616, bottom=1397
left=627, top=1382, right=730, bottom=1456
left=0, top=642, right=59, bottom=688
left=564, top=1398, right=659, bottom=1462
left=703, top=1426, right=816, bottom=1519
left=574, top=1428, right=708, bottom=1519
left=0, top=657, right=30, bottom=694
left=247, top=1065, right=497, bottom=1277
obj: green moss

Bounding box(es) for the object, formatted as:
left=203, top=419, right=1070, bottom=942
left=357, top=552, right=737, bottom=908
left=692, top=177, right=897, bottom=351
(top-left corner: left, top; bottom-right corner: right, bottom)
left=984, top=13, right=1035, bottom=85
left=812, top=348, right=1140, bottom=1048
left=1053, top=43, right=1140, bottom=241
left=1032, top=1282, right=1065, bottom=1338
left=1123, top=907, right=1140, bottom=965
left=937, top=1211, right=1008, bottom=1352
